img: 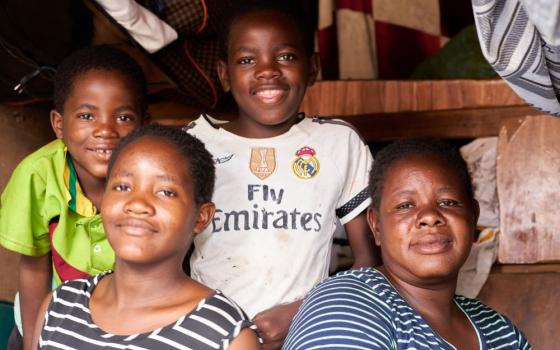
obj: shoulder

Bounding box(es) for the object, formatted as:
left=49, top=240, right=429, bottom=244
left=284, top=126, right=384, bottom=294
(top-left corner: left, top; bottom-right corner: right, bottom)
left=301, top=116, right=366, bottom=142
left=47, top=275, right=98, bottom=319
left=12, top=139, right=65, bottom=176
left=183, top=114, right=224, bottom=135
left=294, top=269, right=396, bottom=328
left=53, top=275, right=97, bottom=300
left=197, top=290, right=252, bottom=323
left=286, top=269, right=395, bottom=350
left=19, top=139, right=65, bottom=166
left=455, top=296, right=531, bottom=347
left=40, top=275, right=100, bottom=345
left=307, top=268, right=396, bottom=313
left=188, top=290, right=259, bottom=343
left=455, top=296, right=505, bottom=323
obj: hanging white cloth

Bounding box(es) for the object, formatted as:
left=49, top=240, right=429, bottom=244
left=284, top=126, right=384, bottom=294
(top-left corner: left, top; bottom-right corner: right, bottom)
left=94, top=0, right=178, bottom=53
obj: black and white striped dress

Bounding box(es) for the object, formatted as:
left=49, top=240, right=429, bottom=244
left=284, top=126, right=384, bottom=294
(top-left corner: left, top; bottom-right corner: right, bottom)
left=39, top=273, right=259, bottom=349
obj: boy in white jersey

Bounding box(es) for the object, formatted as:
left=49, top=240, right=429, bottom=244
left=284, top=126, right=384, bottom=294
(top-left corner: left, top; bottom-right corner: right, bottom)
left=185, top=3, right=378, bottom=349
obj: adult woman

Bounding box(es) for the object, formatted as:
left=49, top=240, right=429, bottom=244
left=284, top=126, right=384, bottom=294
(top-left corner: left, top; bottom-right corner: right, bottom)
left=284, top=139, right=531, bottom=350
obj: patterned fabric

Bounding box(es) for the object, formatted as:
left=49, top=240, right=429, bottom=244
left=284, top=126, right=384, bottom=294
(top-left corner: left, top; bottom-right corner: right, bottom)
left=155, top=0, right=206, bottom=34
left=39, top=273, right=258, bottom=349
left=146, top=0, right=234, bottom=108
left=154, top=38, right=222, bottom=108
left=317, top=0, right=475, bottom=79
left=284, top=268, right=532, bottom=350
left=186, top=115, right=373, bottom=318
left=472, top=0, right=560, bottom=116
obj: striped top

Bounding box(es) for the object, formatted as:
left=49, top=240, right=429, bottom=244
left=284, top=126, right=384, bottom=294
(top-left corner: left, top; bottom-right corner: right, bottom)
left=472, top=0, right=560, bottom=116
left=39, top=273, right=259, bottom=349
left=284, top=268, right=532, bottom=350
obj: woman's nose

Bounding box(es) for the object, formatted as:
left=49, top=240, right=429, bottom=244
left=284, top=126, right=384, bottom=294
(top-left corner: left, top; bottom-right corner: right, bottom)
left=415, top=206, right=445, bottom=228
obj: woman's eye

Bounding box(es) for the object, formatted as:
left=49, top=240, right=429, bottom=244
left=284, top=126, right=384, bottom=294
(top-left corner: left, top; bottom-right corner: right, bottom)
left=113, top=184, right=131, bottom=192
left=396, top=202, right=414, bottom=210
left=157, top=189, right=176, bottom=198
left=238, top=57, right=255, bottom=65
left=78, top=113, right=93, bottom=120
left=278, top=53, right=296, bottom=61
left=439, top=199, right=460, bottom=207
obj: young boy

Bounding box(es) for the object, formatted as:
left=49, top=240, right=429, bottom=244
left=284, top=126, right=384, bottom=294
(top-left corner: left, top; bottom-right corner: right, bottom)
left=0, top=45, right=146, bottom=349
left=184, top=3, right=378, bottom=348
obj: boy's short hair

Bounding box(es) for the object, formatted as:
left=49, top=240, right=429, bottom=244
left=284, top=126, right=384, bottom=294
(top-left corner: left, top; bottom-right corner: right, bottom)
left=369, top=138, right=474, bottom=210
left=108, top=124, right=215, bottom=205
left=218, top=0, right=315, bottom=59
left=53, top=45, right=147, bottom=114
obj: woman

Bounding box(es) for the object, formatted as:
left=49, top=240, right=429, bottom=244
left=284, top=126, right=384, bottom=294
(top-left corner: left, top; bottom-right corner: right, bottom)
left=284, top=139, right=531, bottom=350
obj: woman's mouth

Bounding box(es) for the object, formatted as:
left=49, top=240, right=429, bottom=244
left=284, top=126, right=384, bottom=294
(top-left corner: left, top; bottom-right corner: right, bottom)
left=410, top=234, right=453, bottom=254
left=116, top=219, right=157, bottom=236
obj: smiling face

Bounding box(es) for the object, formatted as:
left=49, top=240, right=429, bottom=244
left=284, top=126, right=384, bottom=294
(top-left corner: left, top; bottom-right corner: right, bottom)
left=51, top=69, right=143, bottom=186
left=368, top=153, right=479, bottom=285
left=101, top=136, right=214, bottom=266
left=217, top=10, right=318, bottom=137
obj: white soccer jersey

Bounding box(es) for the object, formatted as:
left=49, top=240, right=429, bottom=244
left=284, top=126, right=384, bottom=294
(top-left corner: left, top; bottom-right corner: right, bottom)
left=186, top=114, right=373, bottom=317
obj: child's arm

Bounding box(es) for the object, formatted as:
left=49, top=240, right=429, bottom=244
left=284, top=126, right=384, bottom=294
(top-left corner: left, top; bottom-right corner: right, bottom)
left=252, top=300, right=302, bottom=350
left=20, top=254, right=51, bottom=350
left=30, top=291, right=52, bottom=350
left=345, top=211, right=381, bottom=269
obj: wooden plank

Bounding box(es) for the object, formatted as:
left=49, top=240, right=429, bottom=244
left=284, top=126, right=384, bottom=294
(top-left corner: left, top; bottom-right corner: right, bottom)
left=492, top=263, right=560, bottom=274
left=497, top=115, right=560, bottom=263
left=301, top=80, right=526, bottom=115
left=342, top=106, right=537, bottom=141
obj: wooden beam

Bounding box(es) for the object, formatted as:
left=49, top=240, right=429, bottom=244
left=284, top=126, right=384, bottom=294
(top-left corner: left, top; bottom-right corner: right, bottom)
left=301, top=79, right=527, bottom=115
left=492, top=264, right=560, bottom=274
left=342, top=106, right=539, bottom=141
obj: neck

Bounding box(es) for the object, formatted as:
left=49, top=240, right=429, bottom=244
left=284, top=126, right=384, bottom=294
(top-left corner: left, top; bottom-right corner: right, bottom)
left=379, top=266, right=458, bottom=322
left=75, top=170, right=106, bottom=209
left=106, top=259, right=187, bottom=309
left=82, top=181, right=105, bottom=209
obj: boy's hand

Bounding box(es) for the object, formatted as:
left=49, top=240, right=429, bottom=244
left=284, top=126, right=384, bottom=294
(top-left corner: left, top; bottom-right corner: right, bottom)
left=252, top=300, right=302, bottom=350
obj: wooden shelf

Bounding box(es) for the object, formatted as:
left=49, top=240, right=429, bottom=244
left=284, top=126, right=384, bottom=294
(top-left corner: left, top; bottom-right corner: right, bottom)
left=342, top=105, right=537, bottom=141
left=301, top=79, right=526, bottom=116
left=491, top=263, right=560, bottom=274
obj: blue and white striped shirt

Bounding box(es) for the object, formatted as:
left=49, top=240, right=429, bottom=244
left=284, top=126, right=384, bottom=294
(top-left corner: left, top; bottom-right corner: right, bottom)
left=284, top=268, right=531, bottom=350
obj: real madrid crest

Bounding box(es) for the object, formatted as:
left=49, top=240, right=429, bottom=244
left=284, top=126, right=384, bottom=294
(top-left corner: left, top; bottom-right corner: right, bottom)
left=250, top=147, right=276, bottom=180
left=292, top=146, right=320, bottom=179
